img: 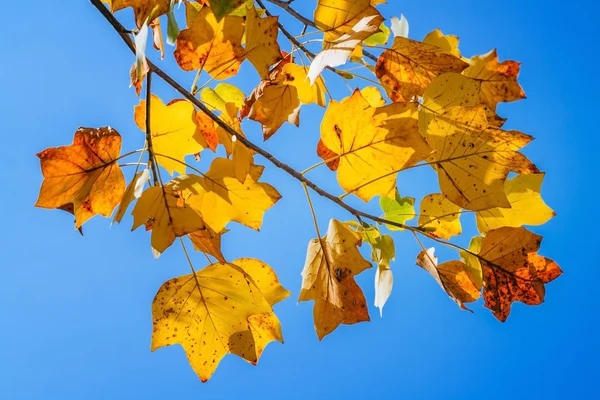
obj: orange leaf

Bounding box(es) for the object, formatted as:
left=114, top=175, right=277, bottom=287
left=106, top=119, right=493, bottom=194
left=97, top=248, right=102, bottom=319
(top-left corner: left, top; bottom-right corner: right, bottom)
left=479, top=227, right=562, bottom=321
left=35, top=127, right=126, bottom=229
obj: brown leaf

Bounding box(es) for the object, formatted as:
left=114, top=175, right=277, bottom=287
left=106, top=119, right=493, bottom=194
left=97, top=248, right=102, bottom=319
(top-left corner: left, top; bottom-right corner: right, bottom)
left=478, top=227, right=562, bottom=321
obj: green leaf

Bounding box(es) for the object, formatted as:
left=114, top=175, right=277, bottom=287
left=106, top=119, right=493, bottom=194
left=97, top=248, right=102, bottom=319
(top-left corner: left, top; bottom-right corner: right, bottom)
left=208, top=0, right=245, bottom=21
left=364, top=22, right=390, bottom=46
left=380, top=190, right=416, bottom=231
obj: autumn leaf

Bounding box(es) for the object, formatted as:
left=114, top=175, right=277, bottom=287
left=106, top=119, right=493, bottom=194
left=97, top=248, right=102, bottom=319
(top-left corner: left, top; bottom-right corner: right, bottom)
left=370, top=234, right=395, bottom=316
left=134, top=95, right=208, bottom=175
left=375, top=35, right=468, bottom=102
left=174, top=7, right=244, bottom=79
left=104, top=0, right=169, bottom=28
left=172, top=158, right=281, bottom=233
left=151, top=259, right=288, bottom=382
left=319, top=90, right=432, bottom=201
left=243, top=6, right=282, bottom=78
left=188, top=227, right=225, bottom=263
left=416, top=248, right=481, bottom=311
left=360, top=86, right=386, bottom=107
left=307, top=13, right=383, bottom=84
left=462, top=49, right=526, bottom=109
left=35, top=127, right=126, bottom=229
left=314, top=0, right=382, bottom=42
left=208, top=0, right=245, bottom=20
left=418, top=193, right=462, bottom=240
left=281, top=63, right=327, bottom=107
left=423, top=29, right=462, bottom=58
left=131, top=183, right=206, bottom=256
left=476, top=173, right=555, bottom=233
left=201, top=83, right=246, bottom=111
left=379, top=190, right=416, bottom=231
left=476, top=227, right=562, bottom=321
left=247, top=81, right=301, bottom=140
left=113, top=168, right=150, bottom=224
left=460, top=236, right=484, bottom=290
left=419, top=85, right=538, bottom=211
left=299, top=219, right=372, bottom=340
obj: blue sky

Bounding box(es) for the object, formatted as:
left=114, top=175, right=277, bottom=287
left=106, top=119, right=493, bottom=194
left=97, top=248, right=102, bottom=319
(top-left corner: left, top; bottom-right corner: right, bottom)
left=1, top=1, right=597, bottom=399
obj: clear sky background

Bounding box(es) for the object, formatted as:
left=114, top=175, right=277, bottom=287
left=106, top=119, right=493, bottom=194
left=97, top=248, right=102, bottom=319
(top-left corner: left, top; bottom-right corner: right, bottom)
left=1, top=1, right=597, bottom=399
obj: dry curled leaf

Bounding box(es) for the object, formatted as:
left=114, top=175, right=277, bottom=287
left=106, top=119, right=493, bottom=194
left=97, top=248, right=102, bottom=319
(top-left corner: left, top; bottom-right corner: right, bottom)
left=299, top=219, right=372, bottom=340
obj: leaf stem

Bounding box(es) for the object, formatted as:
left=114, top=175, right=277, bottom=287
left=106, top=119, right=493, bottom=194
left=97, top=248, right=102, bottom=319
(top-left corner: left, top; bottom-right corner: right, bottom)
left=145, top=71, right=160, bottom=186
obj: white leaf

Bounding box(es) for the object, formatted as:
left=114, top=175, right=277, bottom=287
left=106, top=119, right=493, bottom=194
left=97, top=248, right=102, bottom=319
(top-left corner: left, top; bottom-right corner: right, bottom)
left=391, top=14, right=409, bottom=38
left=307, top=14, right=383, bottom=85
left=134, top=18, right=150, bottom=81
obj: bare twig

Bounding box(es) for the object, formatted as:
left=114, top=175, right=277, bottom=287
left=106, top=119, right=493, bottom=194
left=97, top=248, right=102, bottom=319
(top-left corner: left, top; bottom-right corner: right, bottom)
left=145, top=71, right=160, bottom=186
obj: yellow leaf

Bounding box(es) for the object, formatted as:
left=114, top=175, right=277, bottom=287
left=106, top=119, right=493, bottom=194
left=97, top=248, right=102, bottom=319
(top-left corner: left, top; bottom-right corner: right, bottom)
left=113, top=168, right=150, bottom=224
left=188, top=227, right=225, bottom=263
left=476, top=173, right=555, bottom=233
left=423, top=29, right=462, bottom=58
left=232, top=135, right=254, bottom=182
left=233, top=258, right=290, bottom=361
left=314, top=0, right=382, bottom=42
left=416, top=248, right=481, bottom=311
left=462, top=49, right=526, bottom=110
left=173, top=158, right=281, bottom=232
left=299, top=219, right=372, bottom=340
left=247, top=82, right=301, bottom=140
left=281, top=63, right=327, bottom=107
left=151, top=261, right=284, bottom=382
left=234, top=258, right=291, bottom=305
left=134, top=95, right=207, bottom=175
left=319, top=90, right=432, bottom=202
left=360, top=86, right=385, bottom=107
left=131, top=183, right=205, bottom=256
left=375, top=36, right=468, bottom=102
left=459, top=236, right=483, bottom=290
left=419, top=96, right=538, bottom=211
left=478, top=227, right=562, bottom=321
left=243, top=6, right=282, bottom=78
left=201, top=83, right=246, bottom=111
left=35, top=127, right=126, bottom=229
left=105, top=0, right=169, bottom=28
left=418, top=193, right=462, bottom=240
left=174, top=7, right=244, bottom=79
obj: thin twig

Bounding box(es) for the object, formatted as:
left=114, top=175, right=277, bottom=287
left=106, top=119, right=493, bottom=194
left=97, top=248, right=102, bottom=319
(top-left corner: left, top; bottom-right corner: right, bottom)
left=145, top=71, right=160, bottom=185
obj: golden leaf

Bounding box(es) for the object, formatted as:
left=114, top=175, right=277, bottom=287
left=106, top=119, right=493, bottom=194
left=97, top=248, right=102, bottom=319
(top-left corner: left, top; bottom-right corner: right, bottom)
left=463, top=49, right=526, bottom=109
left=418, top=193, right=462, bottom=240
left=243, top=7, right=282, bottom=78
left=375, top=36, right=468, bottom=102
left=134, top=95, right=207, bottom=175
left=299, top=219, right=372, bottom=340
left=131, top=183, right=205, bottom=256
left=151, top=259, right=287, bottom=382
left=319, top=90, right=432, bottom=201
left=174, top=7, right=244, bottom=79
left=416, top=248, right=481, bottom=311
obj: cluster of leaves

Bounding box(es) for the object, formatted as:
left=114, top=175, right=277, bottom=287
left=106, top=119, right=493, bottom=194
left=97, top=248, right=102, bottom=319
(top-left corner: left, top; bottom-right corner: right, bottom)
left=35, top=0, right=562, bottom=382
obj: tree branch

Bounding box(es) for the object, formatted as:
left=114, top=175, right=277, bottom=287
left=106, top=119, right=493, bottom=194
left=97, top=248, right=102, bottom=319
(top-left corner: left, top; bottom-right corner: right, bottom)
left=265, top=0, right=379, bottom=62
left=90, top=0, right=422, bottom=234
